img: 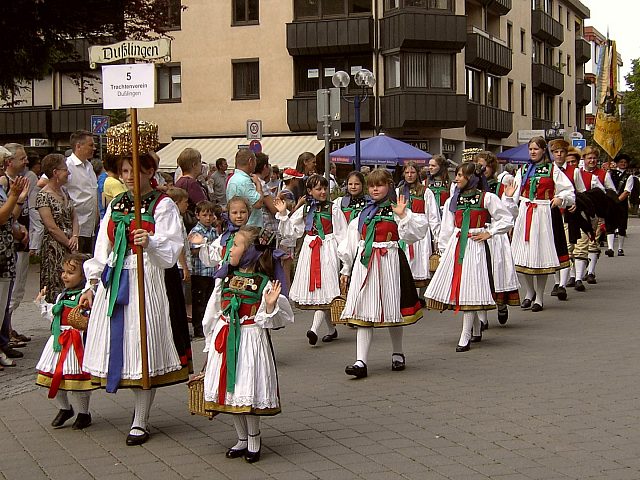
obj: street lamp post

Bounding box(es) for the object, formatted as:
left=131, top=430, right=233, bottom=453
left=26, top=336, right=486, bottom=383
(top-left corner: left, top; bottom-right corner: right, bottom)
left=332, top=69, right=376, bottom=172
left=545, top=121, right=566, bottom=141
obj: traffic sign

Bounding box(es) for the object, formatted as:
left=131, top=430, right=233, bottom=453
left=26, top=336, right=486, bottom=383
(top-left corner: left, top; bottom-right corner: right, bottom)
left=249, top=140, right=262, bottom=153
left=572, top=139, right=587, bottom=150
left=90, top=115, right=110, bottom=135
left=246, top=120, right=262, bottom=140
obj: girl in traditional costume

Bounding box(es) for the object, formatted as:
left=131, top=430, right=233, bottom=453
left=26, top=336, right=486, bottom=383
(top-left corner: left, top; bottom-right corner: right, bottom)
left=334, top=171, right=368, bottom=223
left=502, top=136, right=575, bottom=313
left=397, top=161, right=440, bottom=291
left=35, top=253, right=97, bottom=429
left=81, top=140, right=191, bottom=446
left=425, top=162, right=514, bottom=351
left=338, top=169, right=427, bottom=378
left=202, top=226, right=294, bottom=463
left=425, top=154, right=451, bottom=215
left=275, top=175, right=347, bottom=345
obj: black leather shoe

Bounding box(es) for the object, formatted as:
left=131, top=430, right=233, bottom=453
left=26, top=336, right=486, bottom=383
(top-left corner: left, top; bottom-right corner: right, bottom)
left=481, top=321, right=488, bottom=331
left=51, top=407, right=74, bottom=428
left=586, top=273, right=597, bottom=284
left=391, top=353, right=405, bottom=371
left=2, top=346, right=23, bottom=358
left=321, top=330, right=338, bottom=343
left=618, top=249, right=625, bottom=256
left=575, top=280, right=586, bottom=292
left=521, top=298, right=532, bottom=309
left=566, top=277, right=576, bottom=287
left=550, top=284, right=559, bottom=296
left=72, top=413, right=92, bottom=430
left=470, top=334, right=482, bottom=343
left=456, top=341, right=470, bottom=352
left=497, top=305, right=508, bottom=325
left=531, top=303, right=543, bottom=312
left=345, top=363, right=367, bottom=378
left=226, top=446, right=248, bottom=459
left=306, top=330, right=318, bottom=346
left=556, top=286, right=567, bottom=301
left=244, top=448, right=261, bottom=463
left=126, top=427, right=150, bottom=446
left=605, top=249, right=614, bottom=257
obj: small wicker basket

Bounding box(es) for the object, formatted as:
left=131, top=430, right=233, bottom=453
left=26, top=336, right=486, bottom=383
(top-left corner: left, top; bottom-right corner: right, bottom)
left=187, top=372, right=217, bottom=419
left=329, top=285, right=348, bottom=324
left=67, top=305, right=89, bottom=331
left=428, top=253, right=441, bottom=274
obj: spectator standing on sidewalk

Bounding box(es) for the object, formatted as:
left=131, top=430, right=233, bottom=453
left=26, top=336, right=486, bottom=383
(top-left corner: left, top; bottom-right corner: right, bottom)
left=66, top=131, right=97, bottom=254
left=227, top=149, right=264, bottom=227
left=211, top=157, right=229, bottom=207
left=175, top=148, right=209, bottom=231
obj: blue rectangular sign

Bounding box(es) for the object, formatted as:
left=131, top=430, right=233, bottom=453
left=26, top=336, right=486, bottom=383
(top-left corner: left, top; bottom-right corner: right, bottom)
left=91, top=115, right=110, bottom=135
left=572, top=139, right=587, bottom=150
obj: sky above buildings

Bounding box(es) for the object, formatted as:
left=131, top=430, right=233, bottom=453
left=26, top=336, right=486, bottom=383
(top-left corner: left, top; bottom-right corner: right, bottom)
left=582, top=0, right=638, bottom=89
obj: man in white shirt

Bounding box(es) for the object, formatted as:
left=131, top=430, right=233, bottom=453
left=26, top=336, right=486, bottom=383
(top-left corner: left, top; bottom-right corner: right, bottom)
left=66, top=130, right=97, bottom=254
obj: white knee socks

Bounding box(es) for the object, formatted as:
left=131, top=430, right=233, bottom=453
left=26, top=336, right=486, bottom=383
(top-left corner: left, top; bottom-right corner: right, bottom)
left=559, top=268, right=570, bottom=287
left=131, top=389, right=156, bottom=435
left=246, top=415, right=261, bottom=453
left=569, top=262, right=576, bottom=279
left=311, top=310, right=335, bottom=335
left=618, top=235, right=625, bottom=251
left=459, top=312, right=474, bottom=346
left=534, top=275, right=547, bottom=306
left=554, top=271, right=560, bottom=285
left=55, top=391, right=71, bottom=411
left=72, top=392, right=91, bottom=414
left=587, top=252, right=599, bottom=275
left=520, top=274, right=535, bottom=300
left=231, top=415, right=248, bottom=450
left=472, top=314, right=481, bottom=336
left=355, top=327, right=373, bottom=366
left=607, top=234, right=615, bottom=250
left=388, top=327, right=404, bottom=363
left=575, top=259, right=588, bottom=282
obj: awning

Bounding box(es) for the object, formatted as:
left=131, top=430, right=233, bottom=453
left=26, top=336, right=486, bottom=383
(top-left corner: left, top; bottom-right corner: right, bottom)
left=156, top=135, right=325, bottom=171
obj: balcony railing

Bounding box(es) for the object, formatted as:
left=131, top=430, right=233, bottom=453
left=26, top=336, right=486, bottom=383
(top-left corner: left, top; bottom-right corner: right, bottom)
left=380, top=10, right=466, bottom=52
left=466, top=103, right=513, bottom=138
left=575, top=37, right=591, bottom=64
left=576, top=79, right=592, bottom=107
left=532, top=63, right=564, bottom=95
left=380, top=92, right=467, bottom=129
left=531, top=9, right=563, bottom=47
left=466, top=31, right=512, bottom=76
left=286, top=17, right=373, bottom=56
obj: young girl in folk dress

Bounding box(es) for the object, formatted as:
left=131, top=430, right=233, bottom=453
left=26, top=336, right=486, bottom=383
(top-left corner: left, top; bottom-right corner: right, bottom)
left=35, top=253, right=97, bottom=429
left=425, top=163, right=514, bottom=352
left=202, top=226, right=294, bottom=463
left=502, top=136, right=575, bottom=312
left=338, top=169, right=427, bottom=378
left=190, top=196, right=251, bottom=269
left=275, top=175, right=348, bottom=345
left=397, top=162, right=441, bottom=291
left=425, top=154, right=451, bottom=216
left=334, top=171, right=368, bottom=223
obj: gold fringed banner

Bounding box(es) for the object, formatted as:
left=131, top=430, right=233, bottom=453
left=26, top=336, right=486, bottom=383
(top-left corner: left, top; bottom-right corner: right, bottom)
left=593, top=111, right=623, bottom=159
left=106, top=121, right=159, bottom=155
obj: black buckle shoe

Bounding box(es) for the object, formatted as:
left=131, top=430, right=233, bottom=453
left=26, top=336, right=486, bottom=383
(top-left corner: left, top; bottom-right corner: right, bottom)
left=456, top=341, right=470, bottom=352
left=72, top=412, right=92, bottom=430
left=566, top=277, right=576, bottom=287
left=321, top=330, right=338, bottom=343
left=126, top=427, right=150, bottom=446
left=391, top=353, right=405, bottom=371
left=531, top=303, right=543, bottom=312
left=618, top=249, right=625, bottom=256
left=345, top=362, right=367, bottom=378
left=244, top=448, right=261, bottom=463
left=306, top=330, right=318, bottom=346
left=586, top=273, right=597, bottom=284
left=470, top=333, right=482, bottom=343
left=521, top=298, right=532, bottom=309
left=226, top=444, right=248, bottom=459
left=497, top=305, right=508, bottom=325
left=575, top=280, right=586, bottom=292
left=51, top=407, right=74, bottom=428
left=550, top=284, right=559, bottom=296
left=556, top=286, right=568, bottom=301
left=605, top=249, right=614, bottom=257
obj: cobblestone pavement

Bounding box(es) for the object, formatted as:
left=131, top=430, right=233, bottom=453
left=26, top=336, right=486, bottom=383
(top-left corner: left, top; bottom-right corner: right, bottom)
left=1, top=220, right=640, bottom=479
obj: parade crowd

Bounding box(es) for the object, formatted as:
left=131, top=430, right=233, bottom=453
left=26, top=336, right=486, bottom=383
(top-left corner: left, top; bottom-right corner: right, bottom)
left=0, top=128, right=636, bottom=464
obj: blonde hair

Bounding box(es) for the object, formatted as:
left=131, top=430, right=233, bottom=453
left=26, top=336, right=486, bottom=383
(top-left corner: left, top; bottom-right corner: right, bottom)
left=366, top=168, right=394, bottom=188
left=166, top=187, right=188, bottom=202
left=177, top=148, right=201, bottom=172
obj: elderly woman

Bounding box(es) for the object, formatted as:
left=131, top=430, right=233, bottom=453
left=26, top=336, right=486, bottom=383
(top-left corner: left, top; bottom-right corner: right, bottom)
left=36, top=154, right=79, bottom=303
left=80, top=151, right=191, bottom=446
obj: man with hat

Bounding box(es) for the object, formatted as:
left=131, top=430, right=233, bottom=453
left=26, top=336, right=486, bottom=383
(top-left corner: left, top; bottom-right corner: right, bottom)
left=604, top=153, right=636, bottom=256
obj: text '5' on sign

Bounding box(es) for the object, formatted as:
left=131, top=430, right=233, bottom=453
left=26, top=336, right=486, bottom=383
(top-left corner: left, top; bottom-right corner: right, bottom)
left=102, top=64, right=155, bottom=109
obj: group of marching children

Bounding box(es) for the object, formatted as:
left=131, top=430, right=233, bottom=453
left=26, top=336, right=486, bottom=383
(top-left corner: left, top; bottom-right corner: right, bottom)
left=32, top=137, right=629, bottom=463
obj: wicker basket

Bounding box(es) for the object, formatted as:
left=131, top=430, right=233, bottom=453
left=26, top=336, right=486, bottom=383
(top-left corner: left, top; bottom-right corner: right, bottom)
left=428, top=253, right=441, bottom=274
left=67, top=305, right=89, bottom=331
left=187, top=373, right=217, bottom=419
left=330, top=295, right=346, bottom=324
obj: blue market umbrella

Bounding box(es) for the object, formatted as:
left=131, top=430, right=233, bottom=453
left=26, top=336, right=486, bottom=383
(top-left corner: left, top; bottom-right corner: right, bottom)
left=330, top=134, right=432, bottom=166
left=497, top=143, right=531, bottom=164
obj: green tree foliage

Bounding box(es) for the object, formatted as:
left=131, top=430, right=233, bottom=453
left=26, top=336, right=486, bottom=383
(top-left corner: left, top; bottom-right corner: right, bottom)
left=621, top=58, right=640, bottom=164
left=0, top=0, right=180, bottom=104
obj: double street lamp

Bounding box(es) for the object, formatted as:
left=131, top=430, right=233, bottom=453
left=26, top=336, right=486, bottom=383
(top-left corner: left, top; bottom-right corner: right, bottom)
left=545, top=121, right=566, bottom=141
left=331, top=69, right=376, bottom=172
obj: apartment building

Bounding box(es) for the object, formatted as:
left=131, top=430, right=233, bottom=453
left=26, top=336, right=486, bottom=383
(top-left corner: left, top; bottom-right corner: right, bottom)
left=0, top=0, right=594, bottom=167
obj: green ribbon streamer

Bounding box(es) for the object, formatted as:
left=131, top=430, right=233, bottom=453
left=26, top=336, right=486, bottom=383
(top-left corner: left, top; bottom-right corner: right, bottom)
left=222, top=272, right=268, bottom=394
left=456, top=192, right=485, bottom=266
left=313, top=210, right=330, bottom=240
left=50, top=289, right=83, bottom=352
left=222, top=234, right=234, bottom=264
left=429, top=185, right=447, bottom=209
left=528, top=163, right=551, bottom=201
left=106, top=192, right=157, bottom=317
left=360, top=201, right=393, bottom=267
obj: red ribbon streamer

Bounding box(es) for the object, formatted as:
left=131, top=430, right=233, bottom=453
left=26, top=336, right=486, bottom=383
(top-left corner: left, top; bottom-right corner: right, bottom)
left=361, top=247, right=388, bottom=322
left=49, top=329, right=84, bottom=399
left=308, top=237, right=323, bottom=292
left=214, top=322, right=229, bottom=405
left=449, top=232, right=463, bottom=313
left=524, top=202, right=538, bottom=242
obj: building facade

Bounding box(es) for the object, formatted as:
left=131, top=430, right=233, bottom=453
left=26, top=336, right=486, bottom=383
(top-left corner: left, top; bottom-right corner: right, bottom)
left=1, top=0, right=596, bottom=167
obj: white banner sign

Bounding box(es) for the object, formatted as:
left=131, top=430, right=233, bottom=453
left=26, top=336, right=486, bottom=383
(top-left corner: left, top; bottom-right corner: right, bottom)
left=89, top=39, right=171, bottom=69
left=102, top=64, right=155, bottom=109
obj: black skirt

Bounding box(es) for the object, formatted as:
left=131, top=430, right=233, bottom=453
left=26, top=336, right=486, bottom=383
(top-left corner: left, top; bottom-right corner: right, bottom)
left=165, top=265, right=193, bottom=373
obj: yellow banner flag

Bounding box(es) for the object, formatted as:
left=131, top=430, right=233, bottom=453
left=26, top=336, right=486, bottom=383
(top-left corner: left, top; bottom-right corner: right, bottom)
left=594, top=40, right=622, bottom=158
